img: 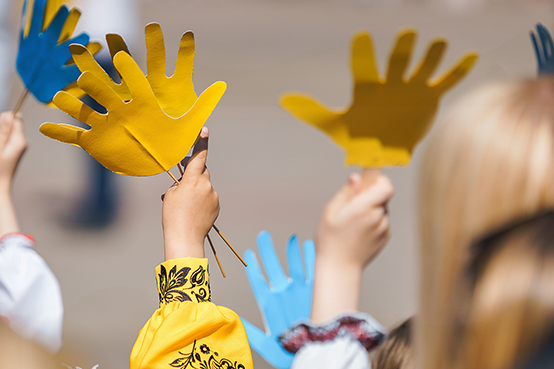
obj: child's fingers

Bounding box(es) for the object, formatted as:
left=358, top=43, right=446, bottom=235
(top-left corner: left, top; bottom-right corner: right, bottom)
left=183, top=127, right=209, bottom=178
left=10, top=117, right=27, bottom=149
left=0, top=113, right=15, bottom=150
left=326, top=172, right=362, bottom=215
left=349, top=175, right=394, bottom=218
left=160, top=181, right=179, bottom=201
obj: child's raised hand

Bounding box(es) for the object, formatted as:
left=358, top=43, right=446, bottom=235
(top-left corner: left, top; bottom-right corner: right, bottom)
left=316, top=172, right=393, bottom=270
left=162, top=127, right=219, bottom=260
left=0, top=113, right=27, bottom=194
left=311, top=172, right=393, bottom=322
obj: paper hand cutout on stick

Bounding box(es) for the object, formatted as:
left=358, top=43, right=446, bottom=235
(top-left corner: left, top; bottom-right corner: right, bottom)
left=17, top=0, right=99, bottom=103
left=531, top=23, right=554, bottom=75
left=281, top=30, right=478, bottom=167
left=70, top=22, right=199, bottom=118
left=241, top=231, right=315, bottom=369
left=40, top=31, right=226, bottom=176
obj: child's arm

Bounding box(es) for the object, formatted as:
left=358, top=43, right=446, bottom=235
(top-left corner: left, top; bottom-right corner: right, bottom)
left=279, top=173, right=393, bottom=368
left=0, top=112, right=63, bottom=353
left=312, top=172, right=394, bottom=322
left=130, top=127, right=253, bottom=369
left=0, top=112, right=27, bottom=237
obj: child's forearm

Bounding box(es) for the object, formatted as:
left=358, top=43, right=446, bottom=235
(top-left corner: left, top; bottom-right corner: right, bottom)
left=311, top=256, right=363, bottom=323
left=0, top=192, right=19, bottom=237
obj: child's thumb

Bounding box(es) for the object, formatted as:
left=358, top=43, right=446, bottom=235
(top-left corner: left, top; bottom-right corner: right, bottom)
left=326, top=172, right=362, bottom=213
left=184, top=127, right=209, bottom=176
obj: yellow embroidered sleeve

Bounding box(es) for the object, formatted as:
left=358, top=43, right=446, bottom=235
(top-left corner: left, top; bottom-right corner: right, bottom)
left=130, top=258, right=253, bottom=369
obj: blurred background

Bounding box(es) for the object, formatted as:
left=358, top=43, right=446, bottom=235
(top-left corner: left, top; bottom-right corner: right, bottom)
left=1, top=0, right=553, bottom=367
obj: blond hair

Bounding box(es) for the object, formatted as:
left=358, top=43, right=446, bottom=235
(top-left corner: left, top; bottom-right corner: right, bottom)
left=418, top=78, right=554, bottom=369
left=457, top=211, right=554, bottom=369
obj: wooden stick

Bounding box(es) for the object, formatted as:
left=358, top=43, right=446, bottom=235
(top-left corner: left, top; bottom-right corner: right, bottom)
left=13, top=89, right=29, bottom=115
left=177, top=162, right=184, bottom=176
left=361, top=167, right=380, bottom=187
left=212, top=224, right=247, bottom=267
left=207, top=234, right=226, bottom=278
left=166, top=170, right=179, bottom=183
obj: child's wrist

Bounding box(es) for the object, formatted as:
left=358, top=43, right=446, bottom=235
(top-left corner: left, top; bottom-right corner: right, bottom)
left=316, top=249, right=365, bottom=272
left=164, top=236, right=205, bottom=260
left=316, top=256, right=364, bottom=280
left=312, top=258, right=363, bottom=322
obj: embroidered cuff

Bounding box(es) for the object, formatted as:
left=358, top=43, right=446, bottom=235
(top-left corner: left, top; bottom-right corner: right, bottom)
left=279, top=312, right=385, bottom=353
left=0, top=232, right=35, bottom=250
left=156, top=258, right=210, bottom=307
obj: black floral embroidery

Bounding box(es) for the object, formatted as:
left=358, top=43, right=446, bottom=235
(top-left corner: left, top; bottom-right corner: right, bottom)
left=191, top=266, right=206, bottom=285
left=190, top=265, right=210, bottom=303
left=158, top=264, right=211, bottom=305
left=169, top=341, right=245, bottom=369
left=158, top=265, right=191, bottom=304
left=199, top=344, right=210, bottom=354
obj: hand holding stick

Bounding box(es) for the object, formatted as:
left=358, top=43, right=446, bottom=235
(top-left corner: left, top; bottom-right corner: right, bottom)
left=311, top=172, right=394, bottom=322
left=163, top=127, right=245, bottom=277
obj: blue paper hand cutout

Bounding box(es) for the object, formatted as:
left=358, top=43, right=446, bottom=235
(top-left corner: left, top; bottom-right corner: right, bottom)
left=17, top=0, right=90, bottom=103
left=241, top=231, right=315, bottom=369
left=531, top=23, right=554, bottom=75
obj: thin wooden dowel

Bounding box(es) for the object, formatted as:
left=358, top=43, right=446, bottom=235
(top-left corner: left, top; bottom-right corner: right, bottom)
left=166, top=170, right=179, bottom=183
left=207, top=234, right=226, bottom=278
left=13, top=89, right=29, bottom=115
left=212, top=224, right=247, bottom=267
left=361, top=167, right=380, bottom=187
left=177, top=163, right=184, bottom=176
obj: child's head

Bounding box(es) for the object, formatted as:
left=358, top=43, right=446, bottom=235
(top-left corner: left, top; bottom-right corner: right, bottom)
left=456, top=210, right=554, bottom=369
left=372, top=318, right=413, bottom=369
left=417, top=77, right=554, bottom=369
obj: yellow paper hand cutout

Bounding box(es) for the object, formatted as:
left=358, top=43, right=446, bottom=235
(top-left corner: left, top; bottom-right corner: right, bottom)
left=281, top=30, right=478, bottom=167
left=70, top=22, right=198, bottom=118
left=40, top=50, right=226, bottom=176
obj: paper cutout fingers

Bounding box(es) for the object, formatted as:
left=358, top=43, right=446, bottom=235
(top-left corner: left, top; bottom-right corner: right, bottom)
left=531, top=23, right=554, bottom=75
left=145, top=23, right=198, bottom=117
left=281, top=30, right=478, bottom=167
left=17, top=0, right=97, bottom=103
left=22, top=0, right=64, bottom=37
left=241, top=231, right=315, bottom=369
left=72, top=23, right=198, bottom=118
left=70, top=44, right=132, bottom=101
left=40, top=29, right=226, bottom=176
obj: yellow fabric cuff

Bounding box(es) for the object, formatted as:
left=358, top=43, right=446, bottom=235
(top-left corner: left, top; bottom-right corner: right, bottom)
left=156, top=258, right=210, bottom=307
left=130, top=258, right=253, bottom=369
